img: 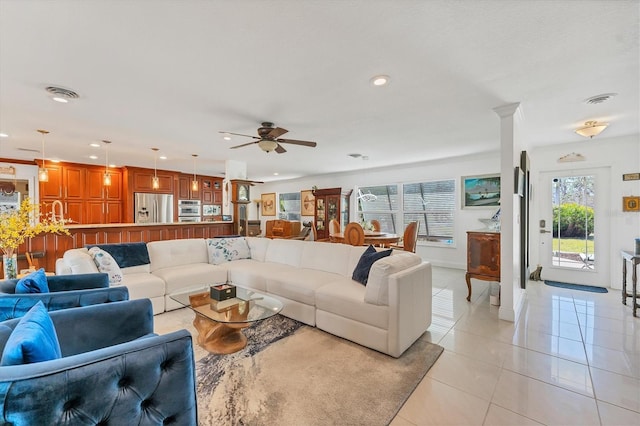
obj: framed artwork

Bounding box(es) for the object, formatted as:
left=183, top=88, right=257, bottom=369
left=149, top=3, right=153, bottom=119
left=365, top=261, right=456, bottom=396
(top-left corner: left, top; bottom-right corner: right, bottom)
left=462, top=174, right=501, bottom=208
left=261, top=192, right=276, bottom=216
left=301, top=190, right=315, bottom=216
left=623, top=196, right=640, bottom=212
left=623, top=173, right=640, bottom=181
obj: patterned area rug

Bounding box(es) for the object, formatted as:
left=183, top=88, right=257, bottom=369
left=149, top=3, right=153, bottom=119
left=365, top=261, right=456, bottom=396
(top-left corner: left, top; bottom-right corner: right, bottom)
left=196, top=315, right=444, bottom=426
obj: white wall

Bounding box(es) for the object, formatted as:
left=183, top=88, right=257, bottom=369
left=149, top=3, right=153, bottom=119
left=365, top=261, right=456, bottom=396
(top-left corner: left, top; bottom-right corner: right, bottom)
left=256, top=151, right=500, bottom=269
left=529, top=134, right=640, bottom=290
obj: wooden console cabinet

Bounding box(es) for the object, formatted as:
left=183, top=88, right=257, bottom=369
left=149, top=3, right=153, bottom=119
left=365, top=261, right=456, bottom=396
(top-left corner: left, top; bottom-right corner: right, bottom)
left=465, top=231, right=500, bottom=301
left=313, top=187, right=351, bottom=241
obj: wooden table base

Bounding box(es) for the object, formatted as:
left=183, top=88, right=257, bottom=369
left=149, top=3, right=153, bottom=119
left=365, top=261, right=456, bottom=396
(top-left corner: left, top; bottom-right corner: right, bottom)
left=193, top=313, right=249, bottom=354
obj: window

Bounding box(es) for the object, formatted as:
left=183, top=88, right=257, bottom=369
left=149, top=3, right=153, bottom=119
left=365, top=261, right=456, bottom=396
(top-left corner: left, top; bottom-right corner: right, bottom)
left=356, top=185, right=399, bottom=233
left=278, top=192, right=300, bottom=221
left=403, top=180, right=455, bottom=245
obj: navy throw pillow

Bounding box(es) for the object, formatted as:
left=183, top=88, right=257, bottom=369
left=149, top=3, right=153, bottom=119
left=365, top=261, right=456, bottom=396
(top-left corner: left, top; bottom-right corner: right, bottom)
left=85, top=242, right=150, bottom=268
left=352, top=245, right=393, bottom=285
left=15, top=268, right=49, bottom=294
left=1, top=301, right=62, bottom=365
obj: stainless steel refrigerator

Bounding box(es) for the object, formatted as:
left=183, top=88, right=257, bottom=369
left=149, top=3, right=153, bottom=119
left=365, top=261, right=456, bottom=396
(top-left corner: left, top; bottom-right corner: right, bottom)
left=134, top=193, right=174, bottom=223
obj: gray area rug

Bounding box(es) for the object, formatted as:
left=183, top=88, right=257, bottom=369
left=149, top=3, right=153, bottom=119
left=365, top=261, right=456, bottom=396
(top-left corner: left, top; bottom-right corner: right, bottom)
left=196, top=315, right=444, bottom=426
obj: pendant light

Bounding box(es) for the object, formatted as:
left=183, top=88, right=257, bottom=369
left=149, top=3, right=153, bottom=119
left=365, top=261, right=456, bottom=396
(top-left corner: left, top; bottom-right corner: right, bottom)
left=191, top=154, right=199, bottom=191
left=151, top=148, right=160, bottom=190
left=37, top=129, right=50, bottom=182
left=102, top=140, right=112, bottom=186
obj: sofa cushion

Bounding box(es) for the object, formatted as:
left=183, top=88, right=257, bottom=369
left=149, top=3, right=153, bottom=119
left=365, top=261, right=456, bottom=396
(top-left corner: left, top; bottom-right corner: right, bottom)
left=264, top=239, right=305, bottom=267
left=352, top=246, right=392, bottom=285
left=206, top=237, right=251, bottom=265
left=315, top=279, right=389, bottom=330
left=364, top=253, right=422, bottom=305
left=88, top=247, right=123, bottom=285
left=152, top=263, right=227, bottom=295
left=147, top=239, right=208, bottom=272
left=120, top=273, right=166, bottom=299
left=216, top=260, right=297, bottom=292
left=15, top=269, right=49, bottom=294
left=266, top=268, right=342, bottom=306
left=300, top=241, right=353, bottom=276
left=85, top=242, right=150, bottom=268
left=246, top=237, right=270, bottom=262
left=63, top=248, right=99, bottom=274
left=1, top=301, right=62, bottom=365
left=121, top=264, right=151, bottom=275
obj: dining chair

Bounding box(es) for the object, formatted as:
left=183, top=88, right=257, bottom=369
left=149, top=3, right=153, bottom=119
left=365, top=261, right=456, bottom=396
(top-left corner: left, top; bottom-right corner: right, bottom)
left=370, top=220, right=381, bottom=232
left=390, top=221, right=419, bottom=253
left=343, top=222, right=365, bottom=246
left=328, top=219, right=340, bottom=235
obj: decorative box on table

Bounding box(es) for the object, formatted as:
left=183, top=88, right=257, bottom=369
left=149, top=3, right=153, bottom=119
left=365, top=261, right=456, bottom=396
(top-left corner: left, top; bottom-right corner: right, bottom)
left=210, top=283, right=236, bottom=301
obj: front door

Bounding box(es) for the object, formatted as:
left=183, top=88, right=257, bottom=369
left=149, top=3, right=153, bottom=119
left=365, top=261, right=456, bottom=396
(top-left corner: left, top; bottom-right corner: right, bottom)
left=538, top=168, right=610, bottom=287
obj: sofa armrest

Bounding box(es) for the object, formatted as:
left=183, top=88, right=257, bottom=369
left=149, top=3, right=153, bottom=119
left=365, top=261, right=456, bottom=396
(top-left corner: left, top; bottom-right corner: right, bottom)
left=0, top=299, right=153, bottom=356
left=0, top=286, right=129, bottom=321
left=47, top=273, right=110, bottom=292
left=0, top=329, right=196, bottom=425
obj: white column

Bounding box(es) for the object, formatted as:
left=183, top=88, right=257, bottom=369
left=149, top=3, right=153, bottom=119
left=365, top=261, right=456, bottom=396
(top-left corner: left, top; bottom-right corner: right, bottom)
left=493, top=103, right=526, bottom=322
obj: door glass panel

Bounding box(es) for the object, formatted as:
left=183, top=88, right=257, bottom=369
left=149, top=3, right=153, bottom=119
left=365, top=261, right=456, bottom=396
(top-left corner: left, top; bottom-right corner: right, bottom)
left=551, top=175, right=595, bottom=269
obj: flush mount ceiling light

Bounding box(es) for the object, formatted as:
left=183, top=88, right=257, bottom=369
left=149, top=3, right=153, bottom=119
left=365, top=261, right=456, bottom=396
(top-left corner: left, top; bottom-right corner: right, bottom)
left=37, top=129, right=50, bottom=182
left=0, top=133, right=8, bottom=138
left=575, top=120, right=608, bottom=138
left=45, top=86, right=79, bottom=103
left=370, top=75, right=390, bottom=86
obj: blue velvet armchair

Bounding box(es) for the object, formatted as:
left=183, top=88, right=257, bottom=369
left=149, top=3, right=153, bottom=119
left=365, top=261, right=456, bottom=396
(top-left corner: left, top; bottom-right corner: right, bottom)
left=0, top=273, right=129, bottom=321
left=0, top=299, right=197, bottom=425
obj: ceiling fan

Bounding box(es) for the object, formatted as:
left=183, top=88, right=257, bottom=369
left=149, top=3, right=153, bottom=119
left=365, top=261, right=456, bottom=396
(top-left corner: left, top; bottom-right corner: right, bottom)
left=220, top=122, right=317, bottom=154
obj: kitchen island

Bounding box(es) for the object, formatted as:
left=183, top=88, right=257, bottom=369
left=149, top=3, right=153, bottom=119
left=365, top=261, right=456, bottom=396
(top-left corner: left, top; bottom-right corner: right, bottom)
left=17, top=221, right=235, bottom=273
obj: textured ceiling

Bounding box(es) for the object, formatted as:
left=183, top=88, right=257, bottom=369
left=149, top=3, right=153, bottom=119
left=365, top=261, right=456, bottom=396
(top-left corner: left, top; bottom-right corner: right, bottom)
left=0, top=0, right=638, bottom=182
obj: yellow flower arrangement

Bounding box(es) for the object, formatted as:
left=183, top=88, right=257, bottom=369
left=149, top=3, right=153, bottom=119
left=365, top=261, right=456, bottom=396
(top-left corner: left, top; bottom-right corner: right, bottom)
left=0, top=197, right=70, bottom=257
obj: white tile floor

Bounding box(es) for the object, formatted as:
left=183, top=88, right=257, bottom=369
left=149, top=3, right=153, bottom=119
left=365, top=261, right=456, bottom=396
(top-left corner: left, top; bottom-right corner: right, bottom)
left=392, top=267, right=640, bottom=426
left=154, top=266, right=640, bottom=425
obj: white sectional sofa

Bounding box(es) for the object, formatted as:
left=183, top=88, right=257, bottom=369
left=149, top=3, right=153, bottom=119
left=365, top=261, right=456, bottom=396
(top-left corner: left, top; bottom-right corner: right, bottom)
left=56, top=237, right=432, bottom=357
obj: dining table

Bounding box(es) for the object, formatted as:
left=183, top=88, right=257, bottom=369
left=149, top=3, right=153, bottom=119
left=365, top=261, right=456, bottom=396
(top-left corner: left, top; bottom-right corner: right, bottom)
left=329, top=230, right=400, bottom=246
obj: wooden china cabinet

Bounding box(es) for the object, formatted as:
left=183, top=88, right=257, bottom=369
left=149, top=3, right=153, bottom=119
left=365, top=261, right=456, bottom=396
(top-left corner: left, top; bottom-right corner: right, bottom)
left=465, top=230, right=500, bottom=301
left=312, top=187, right=351, bottom=240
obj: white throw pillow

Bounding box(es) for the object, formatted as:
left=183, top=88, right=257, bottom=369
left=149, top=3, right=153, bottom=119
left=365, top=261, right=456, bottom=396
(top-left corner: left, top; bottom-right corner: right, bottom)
left=63, top=248, right=99, bottom=274
left=207, top=237, right=251, bottom=265
left=88, top=247, right=123, bottom=285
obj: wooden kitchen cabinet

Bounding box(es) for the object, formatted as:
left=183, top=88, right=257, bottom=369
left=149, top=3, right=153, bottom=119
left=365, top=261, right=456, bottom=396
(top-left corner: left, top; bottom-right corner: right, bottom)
left=465, top=231, right=500, bottom=301
left=38, top=163, right=63, bottom=198
left=177, top=174, right=201, bottom=200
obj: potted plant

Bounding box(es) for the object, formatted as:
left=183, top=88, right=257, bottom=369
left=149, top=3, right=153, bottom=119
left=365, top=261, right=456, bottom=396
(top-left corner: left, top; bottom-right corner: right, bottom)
left=0, top=198, right=70, bottom=279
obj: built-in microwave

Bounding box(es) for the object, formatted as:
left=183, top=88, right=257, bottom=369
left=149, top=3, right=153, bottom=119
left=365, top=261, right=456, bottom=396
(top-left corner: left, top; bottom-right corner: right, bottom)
left=178, top=199, right=201, bottom=217
left=178, top=216, right=201, bottom=222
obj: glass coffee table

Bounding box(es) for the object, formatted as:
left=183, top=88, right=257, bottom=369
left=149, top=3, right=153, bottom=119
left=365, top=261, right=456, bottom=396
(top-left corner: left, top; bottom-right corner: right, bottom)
left=171, top=285, right=283, bottom=354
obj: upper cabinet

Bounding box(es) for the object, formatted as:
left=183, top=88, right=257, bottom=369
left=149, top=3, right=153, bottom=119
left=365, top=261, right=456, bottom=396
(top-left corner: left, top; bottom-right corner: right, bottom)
left=38, top=162, right=63, bottom=198
left=129, top=168, right=174, bottom=193
left=177, top=174, right=201, bottom=200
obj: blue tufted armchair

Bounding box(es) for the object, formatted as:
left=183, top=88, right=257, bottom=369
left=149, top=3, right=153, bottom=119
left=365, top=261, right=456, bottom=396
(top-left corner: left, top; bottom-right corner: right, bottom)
left=0, top=273, right=129, bottom=321
left=0, top=298, right=197, bottom=425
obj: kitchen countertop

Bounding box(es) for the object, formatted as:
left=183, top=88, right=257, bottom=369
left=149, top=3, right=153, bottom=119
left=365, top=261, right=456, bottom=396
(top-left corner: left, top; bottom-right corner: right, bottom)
left=65, top=221, right=233, bottom=229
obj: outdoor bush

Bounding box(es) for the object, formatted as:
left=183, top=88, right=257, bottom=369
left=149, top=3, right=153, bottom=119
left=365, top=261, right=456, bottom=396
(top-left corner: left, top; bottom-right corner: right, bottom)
left=552, top=203, right=594, bottom=238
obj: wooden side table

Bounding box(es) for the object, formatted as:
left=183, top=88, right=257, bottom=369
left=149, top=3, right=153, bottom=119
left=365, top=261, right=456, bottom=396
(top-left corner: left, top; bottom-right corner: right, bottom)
left=621, top=250, right=640, bottom=317
left=466, top=231, right=500, bottom=302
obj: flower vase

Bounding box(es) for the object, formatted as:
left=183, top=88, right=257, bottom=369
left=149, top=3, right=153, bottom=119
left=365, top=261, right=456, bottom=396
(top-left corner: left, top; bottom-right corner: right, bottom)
left=3, top=253, right=18, bottom=279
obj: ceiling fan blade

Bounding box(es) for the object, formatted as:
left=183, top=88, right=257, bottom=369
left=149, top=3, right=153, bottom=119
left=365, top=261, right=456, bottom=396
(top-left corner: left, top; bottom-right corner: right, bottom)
left=218, top=131, right=260, bottom=139
left=276, top=138, right=317, bottom=147
left=267, top=127, right=288, bottom=139
left=230, top=141, right=259, bottom=149
left=275, top=144, right=287, bottom=154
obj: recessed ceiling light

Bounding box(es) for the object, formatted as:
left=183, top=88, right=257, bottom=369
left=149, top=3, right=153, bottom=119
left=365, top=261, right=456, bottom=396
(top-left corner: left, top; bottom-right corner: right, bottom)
left=159, top=155, right=167, bottom=160
left=273, top=172, right=279, bottom=176
left=223, top=133, right=232, bottom=141
left=52, top=97, right=69, bottom=103
left=89, top=155, right=98, bottom=160
left=0, top=133, right=8, bottom=138
left=50, top=159, right=60, bottom=163
left=89, top=143, right=100, bottom=148
left=370, top=75, right=390, bottom=86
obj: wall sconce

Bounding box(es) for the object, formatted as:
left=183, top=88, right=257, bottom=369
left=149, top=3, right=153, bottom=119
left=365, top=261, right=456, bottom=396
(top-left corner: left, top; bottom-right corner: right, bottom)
left=102, top=140, right=112, bottom=186
left=575, top=121, right=608, bottom=138
left=151, top=148, right=160, bottom=190
left=37, top=129, right=50, bottom=182
left=191, top=154, right=199, bottom=191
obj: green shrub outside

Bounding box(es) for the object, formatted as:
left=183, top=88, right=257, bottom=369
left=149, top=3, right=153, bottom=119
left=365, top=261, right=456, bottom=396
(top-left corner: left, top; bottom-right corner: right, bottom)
left=552, top=203, right=594, bottom=238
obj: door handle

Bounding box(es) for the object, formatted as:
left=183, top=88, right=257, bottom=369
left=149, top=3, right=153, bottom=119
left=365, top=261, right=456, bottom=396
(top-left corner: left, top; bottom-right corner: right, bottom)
left=540, top=229, right=552, bottom=234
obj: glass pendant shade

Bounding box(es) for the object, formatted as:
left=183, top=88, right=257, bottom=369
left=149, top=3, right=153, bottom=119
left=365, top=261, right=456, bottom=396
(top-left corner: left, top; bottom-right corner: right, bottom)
left=103, top=140, right=112, bottom=186
left=37, top=129, right=50, bottom=182
left=152, top=176, right=160, bottom=189
left=151, top=147, right=160, bottom=190
left=103, top=172, right=112, bottom=186
left=191, top=154, right=198, bottom=191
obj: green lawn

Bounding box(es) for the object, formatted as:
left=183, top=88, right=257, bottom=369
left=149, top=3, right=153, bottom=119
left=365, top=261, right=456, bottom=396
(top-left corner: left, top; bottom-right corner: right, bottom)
left=552, top=238, right=594, bottom=254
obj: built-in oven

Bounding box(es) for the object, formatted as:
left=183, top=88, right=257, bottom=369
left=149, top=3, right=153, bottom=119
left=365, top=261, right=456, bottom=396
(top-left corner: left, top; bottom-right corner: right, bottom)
left=178, top=199, right=201, bottom=217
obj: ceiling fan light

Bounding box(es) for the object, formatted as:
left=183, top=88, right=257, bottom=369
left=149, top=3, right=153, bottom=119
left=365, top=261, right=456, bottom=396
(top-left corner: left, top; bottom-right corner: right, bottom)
left=258, top=140, right=278, bottom=153
left=575, top=121, right=608, bottom=138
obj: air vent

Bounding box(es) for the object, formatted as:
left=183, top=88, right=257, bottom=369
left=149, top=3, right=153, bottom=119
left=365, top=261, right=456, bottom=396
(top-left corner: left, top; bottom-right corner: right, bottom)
left=585, top=93, right=616, bottom=105
left=18, top=147, right=40, bottom=153
left=45, top=86, right=80, bottom=99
